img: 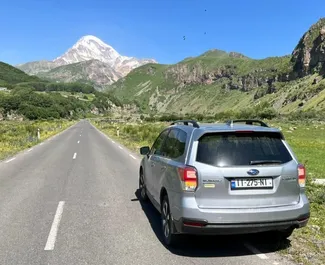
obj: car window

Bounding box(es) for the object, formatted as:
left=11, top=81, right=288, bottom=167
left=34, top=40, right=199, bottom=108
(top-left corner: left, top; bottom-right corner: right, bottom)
left=150, top=129, right=169, bottom=156
left=196, top=131, right=292, bottom=167
left=161, top=128, right=187, bottom=159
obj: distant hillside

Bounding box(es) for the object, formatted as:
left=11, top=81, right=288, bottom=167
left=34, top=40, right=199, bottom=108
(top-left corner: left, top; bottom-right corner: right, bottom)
left=0, top=61, right=40, bottom=86
left=107, top=18, right=325, bottom=117
left=37, top=59, right=122, bottom=90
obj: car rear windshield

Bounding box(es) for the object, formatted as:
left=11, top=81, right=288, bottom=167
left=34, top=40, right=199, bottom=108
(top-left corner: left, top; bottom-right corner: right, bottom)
left=196, top=131, right=292, bottom=167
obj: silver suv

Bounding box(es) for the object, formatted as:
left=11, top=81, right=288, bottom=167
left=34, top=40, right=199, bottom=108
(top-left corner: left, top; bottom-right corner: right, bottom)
left=139, top=119, right=310, bottom=246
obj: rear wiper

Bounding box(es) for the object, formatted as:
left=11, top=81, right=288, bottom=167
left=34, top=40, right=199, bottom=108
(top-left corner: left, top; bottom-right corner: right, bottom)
left=250, top=160, right=282, bottom=165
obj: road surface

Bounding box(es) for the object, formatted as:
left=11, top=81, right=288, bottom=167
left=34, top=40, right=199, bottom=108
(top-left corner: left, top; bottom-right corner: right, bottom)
left=0, top=120, right=296, bottom=265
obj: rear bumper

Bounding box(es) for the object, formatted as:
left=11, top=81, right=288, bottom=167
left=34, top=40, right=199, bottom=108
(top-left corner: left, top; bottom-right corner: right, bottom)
left=173, top=214, right=309, bottom=235
left=170, top=193, right=310, bottom=235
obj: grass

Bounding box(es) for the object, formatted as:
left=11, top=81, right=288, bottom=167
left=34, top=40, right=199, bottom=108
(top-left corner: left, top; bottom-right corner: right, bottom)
left=0, top=119, right=76, bottom=160
left=93, top=119, right=325, bottom=265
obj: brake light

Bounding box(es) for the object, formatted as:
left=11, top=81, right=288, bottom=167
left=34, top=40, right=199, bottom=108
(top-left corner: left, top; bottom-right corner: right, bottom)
left=178, top=166, right=198, bottom=191
left=298, top=164, right=306, bottom=188
left=235, top=130, right=254, bottom=133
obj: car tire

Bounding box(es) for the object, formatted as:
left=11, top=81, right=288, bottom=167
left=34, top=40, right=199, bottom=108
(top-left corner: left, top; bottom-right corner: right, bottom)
left=161, top=195, right=177, bottom=246
left=139, top=169, right=148, bottom=201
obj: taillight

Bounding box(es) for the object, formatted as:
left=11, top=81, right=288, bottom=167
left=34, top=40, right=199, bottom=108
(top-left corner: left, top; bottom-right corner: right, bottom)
left=178, top=166, right=198, bottom=191
left=298, top=164, right=306, bottom=188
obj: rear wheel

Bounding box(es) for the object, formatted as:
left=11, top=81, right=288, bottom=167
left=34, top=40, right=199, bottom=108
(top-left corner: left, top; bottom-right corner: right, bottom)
left=139, top=170, right=148, bottom=201
left=161, top=195, right=177, bottom=246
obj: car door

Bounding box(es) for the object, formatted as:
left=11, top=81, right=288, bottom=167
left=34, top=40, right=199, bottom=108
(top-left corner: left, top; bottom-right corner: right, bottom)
left=152, top=128, right=187, bottom=199
left=144, top=129, right=169, bottom=200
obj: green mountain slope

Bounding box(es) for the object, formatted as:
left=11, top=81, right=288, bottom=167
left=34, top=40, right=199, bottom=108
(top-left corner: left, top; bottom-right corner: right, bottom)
left=0, top=61, right=40, bottom=86
left=0, top=62, right=124, bottom=120
left=107, top=18, right=325, bottom=116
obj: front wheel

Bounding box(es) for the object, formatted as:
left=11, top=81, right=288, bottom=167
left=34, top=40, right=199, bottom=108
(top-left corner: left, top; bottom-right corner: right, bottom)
left=139, top=170, right=148, bottom=201
left=161, top=195, right=177, bottom=246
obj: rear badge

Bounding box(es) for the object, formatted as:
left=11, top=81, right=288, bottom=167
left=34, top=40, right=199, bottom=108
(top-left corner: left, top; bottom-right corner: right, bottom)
left=247, top=169, right=260, bottom=176
left=204, top=183, right=215, bottom=188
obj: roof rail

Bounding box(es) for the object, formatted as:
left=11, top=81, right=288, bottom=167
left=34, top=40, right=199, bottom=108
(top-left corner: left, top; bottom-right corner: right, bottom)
left=170, top=120, right=200, bottom=128
left=225, top=119, right=269, bottom=127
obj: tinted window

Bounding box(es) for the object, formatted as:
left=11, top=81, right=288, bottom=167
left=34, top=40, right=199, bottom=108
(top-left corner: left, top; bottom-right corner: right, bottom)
left=161, top=129, right=187, bottom=159
left=150, top=129, right=169, bottom=156
left=196, top=132, right=292, bottom=167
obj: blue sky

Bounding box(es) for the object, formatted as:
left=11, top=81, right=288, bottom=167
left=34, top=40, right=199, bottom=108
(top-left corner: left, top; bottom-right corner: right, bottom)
left=0, top=0, right=325, bottom=65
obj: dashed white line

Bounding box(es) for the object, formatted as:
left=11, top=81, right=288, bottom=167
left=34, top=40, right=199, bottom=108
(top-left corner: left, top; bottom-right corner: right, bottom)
left=244, top=243, right=269, bottom=260
left=129, top=154, right=137, bottom=160
left=112, top=140, right=115, bottom=144
left=118, top=146, right=123, bottom=150
left=44, top=201, right=65, bottom=251
left=27, top=148, right=33, bottom=152
left=73, top=153, right=77, bottom=159
left=5, top=158, right=16, bottom=163
left=40, top=143, right=44, bottom=146
left=273, top=262, right=280, bottom=265
left=80, top=134, right=82, bottom=137
left=77, top=141, right=80, bottom=144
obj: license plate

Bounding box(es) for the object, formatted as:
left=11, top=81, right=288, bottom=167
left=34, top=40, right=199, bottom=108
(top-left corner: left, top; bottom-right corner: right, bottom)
left=231, top=178, right=273, bottom=190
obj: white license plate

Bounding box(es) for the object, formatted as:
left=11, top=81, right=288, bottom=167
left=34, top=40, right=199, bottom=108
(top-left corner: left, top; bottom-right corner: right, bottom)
left=231, top=178, right=273, bottom=190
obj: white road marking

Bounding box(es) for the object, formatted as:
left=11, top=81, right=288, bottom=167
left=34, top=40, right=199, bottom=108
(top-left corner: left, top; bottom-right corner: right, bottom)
left=27, top=148, right=33, bottom=152
left=73, top=153, right=77, bottom=159
left=5, top=158, right=16, bottom=163
left=44, top=201, right=65, bottom=251
left=273, top=262, right=280, bottom=265
left=112, top=140, right=115, bottom=144
left=118, top=146, right=123, bottom=150
left=40, top=143, right=44, bottom=146
left=77, top=141, right=80, bottom=144
left=129, top=154, right=136, bottom=160
left=244, top=243, right=269, bottom=260
left=80, top=134, right=82, bottom=137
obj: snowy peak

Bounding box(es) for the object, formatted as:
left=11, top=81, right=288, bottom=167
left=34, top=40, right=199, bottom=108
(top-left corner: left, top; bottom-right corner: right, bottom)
left=53, top=35, right=121, bottom=66
left=75, top=35, right=112, bottom=48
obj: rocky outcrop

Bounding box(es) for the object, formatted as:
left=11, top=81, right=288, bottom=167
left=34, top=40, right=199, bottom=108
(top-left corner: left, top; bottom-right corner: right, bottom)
left=291, top=18, right=325, bottom=77
left=164, top=63, right=291, bottom=93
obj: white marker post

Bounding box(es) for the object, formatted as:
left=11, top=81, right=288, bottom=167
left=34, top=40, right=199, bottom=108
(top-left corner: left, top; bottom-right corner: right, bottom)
left=37, top=128, right=40, bottom=141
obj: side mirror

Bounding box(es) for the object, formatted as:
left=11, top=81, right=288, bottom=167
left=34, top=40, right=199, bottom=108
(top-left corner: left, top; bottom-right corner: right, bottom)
left=140, top=146, right=150, bottom=155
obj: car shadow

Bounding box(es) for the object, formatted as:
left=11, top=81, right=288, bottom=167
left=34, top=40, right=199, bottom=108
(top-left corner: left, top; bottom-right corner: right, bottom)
left=132, top=189, right=291, bottom=258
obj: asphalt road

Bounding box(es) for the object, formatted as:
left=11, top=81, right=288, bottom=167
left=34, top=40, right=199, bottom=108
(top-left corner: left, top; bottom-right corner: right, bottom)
left=0, top=120, right=297, bottom=265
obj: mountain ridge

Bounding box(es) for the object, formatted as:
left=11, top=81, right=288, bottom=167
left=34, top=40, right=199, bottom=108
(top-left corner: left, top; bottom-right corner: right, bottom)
left=107, top=18, right=325, bottom=116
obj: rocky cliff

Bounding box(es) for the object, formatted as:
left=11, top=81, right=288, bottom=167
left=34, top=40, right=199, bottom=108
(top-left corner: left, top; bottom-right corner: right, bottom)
left=291, top=18, right=325, bottom=77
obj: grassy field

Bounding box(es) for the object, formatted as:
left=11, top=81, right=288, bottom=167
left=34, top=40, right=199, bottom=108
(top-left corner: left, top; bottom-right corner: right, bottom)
left=0, top=119, right=76, bottom=160
left=93, top=119, right=325, bottom=265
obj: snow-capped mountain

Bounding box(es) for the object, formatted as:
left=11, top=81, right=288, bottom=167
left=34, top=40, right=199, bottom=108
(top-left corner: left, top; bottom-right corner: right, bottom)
left=16, top=35, right=157, bottom=88
left=53, top=35, right=122, bottom=66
